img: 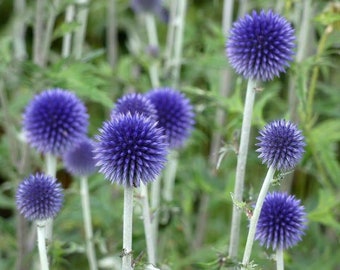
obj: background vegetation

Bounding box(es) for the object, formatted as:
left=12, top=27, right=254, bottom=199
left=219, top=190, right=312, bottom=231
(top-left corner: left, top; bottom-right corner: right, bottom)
left=0, top=0, right=340, bottom=269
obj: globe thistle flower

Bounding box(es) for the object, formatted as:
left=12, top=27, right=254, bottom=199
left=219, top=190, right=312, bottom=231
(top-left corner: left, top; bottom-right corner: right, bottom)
left=16, top=173, right=64, bottom=221
left=63, top=138, right=97, bottom=177
left=255, top=192, right=307, bottom=250
left=94, top=113, right=168, bottom=187
left=256, top=119, right=305, bottom=171
left=110, top=93, right=157, bottom=122
left=131, top=0, right=161, bottom=14
left=23, top=88, right=89, bottom=156
left=226, top=10, right=295, bottom=81
left=146, top=87, right=195, bottom=149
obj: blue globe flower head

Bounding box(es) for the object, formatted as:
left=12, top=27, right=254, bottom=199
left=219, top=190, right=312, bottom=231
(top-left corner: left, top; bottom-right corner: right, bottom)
left=63, top=138, right=97, bottom=177
left=131, top=0, right=161, bottom=14
left=110, top=93, right=157, bottom=122
left=23, top=88, right=89, bottom=156
left=94, top=113, right=168, bottom=188
left=255, top=192, right=307, bottom=250
left=16, top=173, right=64, bottom=221
left=146, top=87, right=195, bottom=149
left=226, top=10, right=295, bottom=81
left=256, top=119, right=305, bottom=171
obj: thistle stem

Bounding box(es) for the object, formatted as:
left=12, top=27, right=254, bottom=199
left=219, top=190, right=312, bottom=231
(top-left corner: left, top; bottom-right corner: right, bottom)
left=140, top=184, right=156, bottom=266
left=107, top=0, right=117, bottom=68
left=122, top=187, right=134, bottom=270
left=13, top=0, right=27, bottom=60
left=45, top=153, right=57, bottom=242
left=162, top=151, right=178, bottom=202
left=73, top=0, right=90, bottom=60
left=144, top=13, right=160, bottom=88
left=62, top=4, right=75, bottom=58
left=33, top=0, right=46, bottom=66
left=241, top=166, right=276, bottom=268
left=36, top=220, right=49, bottom=270
left=229, top=79, right=257, bottom=259
left=80, top=176, right=98, bottom=270
left=150, top=174, right=160, bottom=256
left=171, top=0, right=187, bottom=88
left=276, top=248, right=284, bottom=270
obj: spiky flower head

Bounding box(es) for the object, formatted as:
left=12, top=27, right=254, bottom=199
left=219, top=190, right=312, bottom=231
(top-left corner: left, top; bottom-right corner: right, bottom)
left=110, top=93, right=157, bottom=122
left=23, top=88, right=89, bottom=156
left=146, top=87, right=195, bottom=149
left=94, top=113, right=168, bottom=187
left=16, top=173, right=64, bottom=221
left=255, top=192, right=307, bottom=250
left=131, top=0, right=161, bottom=14
left=226, top=10, right=295, bottom=81
left=63, top=138, right=97, bottom=177
left=256, top=119, right=305, bottom=171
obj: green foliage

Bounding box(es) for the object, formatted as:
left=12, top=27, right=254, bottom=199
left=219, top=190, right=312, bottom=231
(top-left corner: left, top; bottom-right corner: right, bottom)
left=0, top=0, right=340, bottom=269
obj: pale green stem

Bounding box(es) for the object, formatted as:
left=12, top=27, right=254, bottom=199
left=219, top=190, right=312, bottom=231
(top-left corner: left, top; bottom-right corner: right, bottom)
left=164, top=0, right=177, bottom=74
left=107, top=0, right=117, bottom=68
left=122, top=187, right=134, bottom=270
left=162, top=151, right=178, bottom=202
left=229, top=79, right=257, bottom=259
left=150, top=175, right=161, bottom=255
left=276, top=248, right=284, bottom=270
left=140, top=184, right=156, bottom=266
left=80, top=177, right=98, bottom=270
left=45, top=153, right=57, bottom=243
left=144, top=13, right=160, bottom=88
left=37, top=220, right=49, bottom=270
left=306, top=24, right=333, bottom=125
left=41, top=0, right=60, bottom=65
left=62, top=4, right=75, bottom=58
left=13, top=0, right=27, bottom=60
left=242, top=166, right=276, bottom=268
left=171, top=0, right=187, bottom=88
left=73, top=0, right=90, bottom=59
left=33, top=0, right=46, bottom=66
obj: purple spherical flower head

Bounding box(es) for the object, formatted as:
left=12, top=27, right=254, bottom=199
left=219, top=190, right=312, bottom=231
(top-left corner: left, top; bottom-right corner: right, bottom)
left=255, top=192, right=307, bottom=250
left=226, top=10, right=295, bottom=81
left=63, top=138, right=97, bottom=177
left=146, top=87, right=195, bottom=149
left=110, top=93, right=157, bottom=122
left=131, top=0, right=161, bottom=14
left=23, top=88, right=89, bottom=156
left=256, top=119, right=305, bottom=171
left=94, top=113, right=168, bottom=188
left=16, top=173, right=64, bottom=221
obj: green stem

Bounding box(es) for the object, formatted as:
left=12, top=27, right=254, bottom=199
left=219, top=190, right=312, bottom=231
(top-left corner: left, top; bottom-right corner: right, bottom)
left=140, top=184, right=156, bottom=266
left=171, top=0, right=187, bottom=88
left=306, top=24, right=333, bottom=125
left=107, top=0, right=117, bottom=68
left=73, top=0, right=90, bottom=60
left=228, top=79, right=257, bottom=259
left=80, top=177, right=98, bottom=270
left=122, top=187, right=134, bottom=270
left=150, top=174, right=161, bottom=257
left=162, top=151, right=179, bottom=202
left=144, top=13, right=160, bottom=88
left=276, top=248, right=284, bottom=270
left=33, top=0, right=46, bottom=66
left=45, top=153, right=57, bottom=243
left=62, top=4, right=75, bottom=58
left=242, top=166, right=276, bottom=268
left=41, top=0, right=60, bottom=65
left=37, top=220, right=49, bottom=270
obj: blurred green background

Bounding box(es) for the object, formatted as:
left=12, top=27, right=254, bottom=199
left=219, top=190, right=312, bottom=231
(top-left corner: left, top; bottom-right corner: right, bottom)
left=0, top=0, right=340, bottom=269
